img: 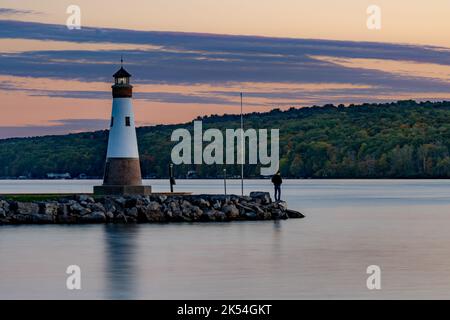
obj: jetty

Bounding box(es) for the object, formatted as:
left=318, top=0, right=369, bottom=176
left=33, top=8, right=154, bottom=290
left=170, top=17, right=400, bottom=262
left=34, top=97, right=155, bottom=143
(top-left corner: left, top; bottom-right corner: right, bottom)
left=0, top=192, right=304, bottom=225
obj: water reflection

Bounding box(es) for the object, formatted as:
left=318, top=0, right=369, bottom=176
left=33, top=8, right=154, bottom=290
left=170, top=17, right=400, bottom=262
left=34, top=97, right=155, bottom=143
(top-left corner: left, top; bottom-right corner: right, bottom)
left=272, top=219, right=282, bottom=232
left=103, top=224, right=139, bottom=299
left=271, top=220, right=283, bottom=264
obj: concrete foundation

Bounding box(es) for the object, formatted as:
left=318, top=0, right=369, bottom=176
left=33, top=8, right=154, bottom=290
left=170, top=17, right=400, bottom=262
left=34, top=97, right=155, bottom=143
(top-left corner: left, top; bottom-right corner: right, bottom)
left=103, top=158, right=142, bottom=186
left=96, top=158, right=152, bottom=196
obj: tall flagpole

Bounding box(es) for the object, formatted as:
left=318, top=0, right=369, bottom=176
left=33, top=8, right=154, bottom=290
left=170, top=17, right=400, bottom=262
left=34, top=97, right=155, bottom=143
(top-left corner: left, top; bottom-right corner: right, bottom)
left=240, top=92, right=244, bottom=196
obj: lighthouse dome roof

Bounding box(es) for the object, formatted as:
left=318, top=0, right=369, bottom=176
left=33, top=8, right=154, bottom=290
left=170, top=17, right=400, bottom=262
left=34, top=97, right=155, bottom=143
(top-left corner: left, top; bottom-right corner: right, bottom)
left=113, top=67, right=132, bottom=78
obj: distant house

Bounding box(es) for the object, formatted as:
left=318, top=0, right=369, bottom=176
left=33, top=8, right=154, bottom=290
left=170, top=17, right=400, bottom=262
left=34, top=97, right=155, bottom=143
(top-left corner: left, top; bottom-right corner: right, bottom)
left=47, top=173, right=72, bottom=180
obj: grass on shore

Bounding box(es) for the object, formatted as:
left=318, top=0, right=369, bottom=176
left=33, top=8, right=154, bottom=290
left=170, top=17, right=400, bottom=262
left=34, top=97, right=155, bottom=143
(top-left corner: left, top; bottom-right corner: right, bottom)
left=1, top=193, right=191, bottom=202
left=0, top=194, right=77, bottom=202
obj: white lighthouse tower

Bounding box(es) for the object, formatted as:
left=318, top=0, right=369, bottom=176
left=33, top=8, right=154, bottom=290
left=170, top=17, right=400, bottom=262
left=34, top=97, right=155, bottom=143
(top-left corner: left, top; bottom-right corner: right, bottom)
left=94, top=60, right=152, bottom=195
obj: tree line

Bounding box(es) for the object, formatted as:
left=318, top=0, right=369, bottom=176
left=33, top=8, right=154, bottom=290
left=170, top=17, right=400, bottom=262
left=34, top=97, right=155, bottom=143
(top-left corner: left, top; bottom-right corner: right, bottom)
left=1, top=100, right=450, bottom=179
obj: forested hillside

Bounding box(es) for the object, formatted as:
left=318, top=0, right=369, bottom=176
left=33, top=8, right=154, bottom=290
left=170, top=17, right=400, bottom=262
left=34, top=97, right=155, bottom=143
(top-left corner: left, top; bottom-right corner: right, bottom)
left=2, top=100, right=450, bottom=179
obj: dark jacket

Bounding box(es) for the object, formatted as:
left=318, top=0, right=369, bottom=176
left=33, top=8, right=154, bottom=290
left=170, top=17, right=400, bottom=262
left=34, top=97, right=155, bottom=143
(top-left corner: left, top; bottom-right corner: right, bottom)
left=271, top=174, right=282, bottom=186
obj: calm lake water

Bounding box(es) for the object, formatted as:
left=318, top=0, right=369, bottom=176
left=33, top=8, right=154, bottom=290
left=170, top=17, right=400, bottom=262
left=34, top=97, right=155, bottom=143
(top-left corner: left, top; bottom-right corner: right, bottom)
left=1, top=179, right=450, bottom=299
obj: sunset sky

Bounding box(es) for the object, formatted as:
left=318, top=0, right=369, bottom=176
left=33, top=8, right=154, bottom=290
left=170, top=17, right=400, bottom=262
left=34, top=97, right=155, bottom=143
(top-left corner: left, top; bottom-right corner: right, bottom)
left=1, top=0, right=450, bottom=138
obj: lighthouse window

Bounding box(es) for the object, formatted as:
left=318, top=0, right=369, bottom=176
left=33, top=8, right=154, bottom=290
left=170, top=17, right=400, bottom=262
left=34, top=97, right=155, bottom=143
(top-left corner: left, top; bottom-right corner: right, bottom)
left=125, top=116, right=131, bottom=126
left=110, top=117, right=114, bottom=127
left=116, top=77, right=128, bottom=85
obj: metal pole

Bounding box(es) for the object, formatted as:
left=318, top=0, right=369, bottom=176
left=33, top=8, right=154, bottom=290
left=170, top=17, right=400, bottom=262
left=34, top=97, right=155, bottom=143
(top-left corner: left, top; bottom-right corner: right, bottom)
left=240, top=92, right=244, bottom=196
left=169, top=163, right=174, bottom=193
left=223, top=168, right=227, bottom=197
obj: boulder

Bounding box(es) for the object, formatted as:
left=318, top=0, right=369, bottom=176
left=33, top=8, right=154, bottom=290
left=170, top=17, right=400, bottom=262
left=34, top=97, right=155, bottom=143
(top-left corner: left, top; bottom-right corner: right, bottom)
left=179, top=200, right=203, bottom=219
left=70, top=202, right=85, bottom=214
left=147, top=201, right=161, bottom=212
left=56, top=203, right=77, bottom=223
left=236, top=203, right=253, bottom=213
left=39, top=202, right=58, bottom=216
left=168, top=201, right=182, bottom=216
left=277, top=201, right=288, bottom=211
left=230, top=195, right=240, bottom=203
left=271, top=209, right=288, bottom=220
left=114, top=197, right=127, bottom=206
left=180, top=200, right=193, bottom=215
left=80, top=211, right=106, bottom=223
left=242, top=211, right=257, bottom=220
left=138, top=201, right=165, bottom=222
left=13, top=202, right=40, bottom=215
left=222, top=204, right=239, bottom=220
left=249, top=204, right=265, bottom=215
left=250, top=192, right=272, bottom=204
left=200, top=209, right=215, bottom=222
left=213, top=200, right=222, bottom=210
left=190, top=206, right=203, bottom=219
left=142, top=210, right=165, bottom=222
left=0, top=200, right=10, bottom=211
left=114, top=213, right=128, bottom=223
left=164, top=208, right=173, bottom=219
left=158, top=195, right=167, bottom=203
left=194, top=198, right=210, bottom=208
left=103, top=198, right=116, bottom=213
left=125, top=207, right=138, bottom=218
left=105, top=211, right=114, bottom=220
left=88, top=202, right=106, bottom=213
left=76, top=195, right=95, bottom=203
left=257, top=211, right=272, bottom=220
left=286, top=209, right=305, bottom=219
left=57, top=203, right=70, bottom=216
left=125, top=196, right=144, bottom=208
left=140, top=196, right=151, bottom=205
left=214, top=210, right=226, bottom=221
left=80, top=208, right=92, bottom=216
left=114, top=205, right=125, bottom=215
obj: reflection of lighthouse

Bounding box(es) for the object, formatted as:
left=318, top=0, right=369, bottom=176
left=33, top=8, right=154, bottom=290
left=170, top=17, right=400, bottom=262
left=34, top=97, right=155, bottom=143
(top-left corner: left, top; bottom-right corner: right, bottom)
left=94, top=60, right=152, bottom=195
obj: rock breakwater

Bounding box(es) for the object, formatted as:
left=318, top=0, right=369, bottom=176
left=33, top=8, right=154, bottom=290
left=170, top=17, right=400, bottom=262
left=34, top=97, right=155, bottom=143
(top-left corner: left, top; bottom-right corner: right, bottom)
left=0, top=192, right=304, bottom=225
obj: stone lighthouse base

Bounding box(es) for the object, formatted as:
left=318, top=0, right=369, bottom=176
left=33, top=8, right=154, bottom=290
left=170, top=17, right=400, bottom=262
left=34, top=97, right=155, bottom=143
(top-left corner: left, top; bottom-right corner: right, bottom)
left=94, top=185, right=152, bottom=196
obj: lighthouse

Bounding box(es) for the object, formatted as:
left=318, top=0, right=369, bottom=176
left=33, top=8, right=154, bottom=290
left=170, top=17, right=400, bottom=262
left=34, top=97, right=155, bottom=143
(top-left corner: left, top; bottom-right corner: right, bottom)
left=94, top=61, right=152, bottom=195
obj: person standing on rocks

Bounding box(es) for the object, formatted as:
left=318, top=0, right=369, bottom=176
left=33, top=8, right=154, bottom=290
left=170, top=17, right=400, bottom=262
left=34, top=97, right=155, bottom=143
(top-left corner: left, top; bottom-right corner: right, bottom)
left=271, top=171, right=283, bottom=202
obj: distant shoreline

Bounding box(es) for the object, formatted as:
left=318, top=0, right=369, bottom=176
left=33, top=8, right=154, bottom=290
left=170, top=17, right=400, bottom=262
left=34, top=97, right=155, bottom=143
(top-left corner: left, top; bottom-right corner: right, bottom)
left=2, top=101, right=450, bottom=180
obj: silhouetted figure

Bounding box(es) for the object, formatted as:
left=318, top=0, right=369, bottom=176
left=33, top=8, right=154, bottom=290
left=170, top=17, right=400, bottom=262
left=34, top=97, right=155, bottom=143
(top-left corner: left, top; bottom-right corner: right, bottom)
left=271, top=171, right=283, bottom=202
